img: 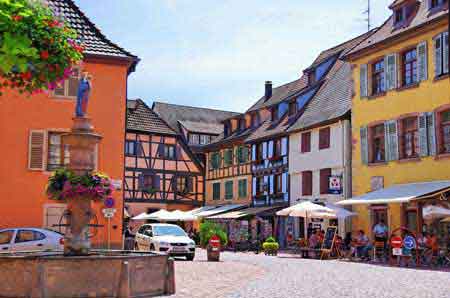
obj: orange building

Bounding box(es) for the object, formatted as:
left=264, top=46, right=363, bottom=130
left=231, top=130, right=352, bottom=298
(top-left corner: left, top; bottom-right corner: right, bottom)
left=0, top=0, right=138, bottom=248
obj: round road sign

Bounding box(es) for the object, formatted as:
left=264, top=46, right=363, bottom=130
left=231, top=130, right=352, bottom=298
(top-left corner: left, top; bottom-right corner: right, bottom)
left=209, top=235, right=221, bottom=248
left=104, top=197, right=115, bottom=208
left=391, top=236, right=403, bottom=248
left=403, top=235, right=416, bottom=250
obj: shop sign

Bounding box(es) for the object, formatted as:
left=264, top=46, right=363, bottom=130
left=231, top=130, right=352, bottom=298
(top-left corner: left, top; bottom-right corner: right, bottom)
left=328, top=176, right=342, bottom=194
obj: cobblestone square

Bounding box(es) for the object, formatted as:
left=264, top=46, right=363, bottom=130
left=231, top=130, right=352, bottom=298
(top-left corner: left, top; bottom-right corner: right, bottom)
left=160, top=249, right=450, bottom=298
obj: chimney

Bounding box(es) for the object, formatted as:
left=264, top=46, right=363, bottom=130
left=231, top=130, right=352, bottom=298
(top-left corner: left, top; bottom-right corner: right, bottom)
left=265, top=81, right=272, bottom=100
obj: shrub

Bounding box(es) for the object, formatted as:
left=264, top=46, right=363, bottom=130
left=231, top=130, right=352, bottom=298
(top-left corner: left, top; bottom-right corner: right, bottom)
left=199, top=221, right=227, bottom=247
left=265, top=236, right=276, bottom=243
left=262, top=242, right=279, bottom=251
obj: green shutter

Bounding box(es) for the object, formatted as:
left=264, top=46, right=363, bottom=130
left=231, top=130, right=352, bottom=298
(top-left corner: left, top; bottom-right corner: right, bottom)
left=360, top=64, right=368, bottom=98
left=238, top=179, right=247, bottom=198
left=427, top=112, right=437, bottom=156
left=386, top=120, right=398, bottom=161
left=360, top=126, right=369, bottom=165
left=225, top=181, right=233, bottom=200
left=418, top=114, right=429, bottom=157
left=443, top=32, right=449, bottom=74
left=213, top=183, right=221, bottom=200
left=224, top=149, right=232, bottom=166
left=385, top=54, right=397, bottom=90
left=434, top=34, right=443, bottom=76
left=417, top=41, right=428, bottom=81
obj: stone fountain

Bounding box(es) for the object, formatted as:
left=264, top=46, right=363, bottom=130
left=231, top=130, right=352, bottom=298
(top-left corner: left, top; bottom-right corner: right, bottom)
left=0, top=74, right=175, bottom=298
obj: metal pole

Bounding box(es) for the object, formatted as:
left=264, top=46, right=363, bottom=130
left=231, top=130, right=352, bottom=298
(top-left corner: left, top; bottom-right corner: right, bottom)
left=108, top=217, right=111, bottom=250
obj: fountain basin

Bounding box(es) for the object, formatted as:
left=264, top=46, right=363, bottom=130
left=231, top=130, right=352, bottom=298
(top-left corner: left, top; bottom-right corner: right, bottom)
left=0, top=250, right=175, bottom=298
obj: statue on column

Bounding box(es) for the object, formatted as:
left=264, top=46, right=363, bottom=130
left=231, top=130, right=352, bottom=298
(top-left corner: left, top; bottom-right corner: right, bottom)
left=75, top=72, right=92, bottom=117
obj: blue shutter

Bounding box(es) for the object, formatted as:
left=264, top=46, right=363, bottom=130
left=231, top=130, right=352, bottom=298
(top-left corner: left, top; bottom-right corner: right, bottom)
left=269, top=175, right=274, bottom=194
left=251, top=144, right=256, bottom=161
left=252, top=177, right=257, bottom=196
left=262, top=142, right=268, bottom=159
left=263, top=176, right=269, bottom=195
left=282, top=173, right=288, bottom=193
left=268, top=140, right=274, bottom=158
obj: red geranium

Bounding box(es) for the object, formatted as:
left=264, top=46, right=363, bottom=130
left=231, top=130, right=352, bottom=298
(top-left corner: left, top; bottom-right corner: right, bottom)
left=40, top=50, right=49, bottom=60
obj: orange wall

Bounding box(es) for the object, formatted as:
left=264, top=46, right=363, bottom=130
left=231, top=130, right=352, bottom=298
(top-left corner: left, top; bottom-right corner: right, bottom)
left=0, top=60, right=129, bottom=248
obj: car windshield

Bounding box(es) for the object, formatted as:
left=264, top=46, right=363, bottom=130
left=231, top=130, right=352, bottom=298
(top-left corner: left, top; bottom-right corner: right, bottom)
left=153, top=226, right=186, bottom=237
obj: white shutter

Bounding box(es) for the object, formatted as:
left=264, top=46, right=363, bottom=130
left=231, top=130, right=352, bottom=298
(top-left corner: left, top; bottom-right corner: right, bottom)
left=28, top=130, right=46, bottom=170
left=269, top=175, right=274, bottom=194
left=360, top=126, right=369, bottom=165
left=360, top=64, right=368, bottom=98
left=262, top=142, right=268, bottom=159
left=252, top=177, right=257, bottom=196
left=268, top=140, right=274, bottom=158
left=384, top=122, right=391, bottom=161
left=263, top=176, right=269, bottom=195
left=385, top=54, right=397, bottom=90
left=434, top=34, right=443, bottom=76
left=417, top=41, right=428, bottom=81
left=387, top=120, right=398, bottom=161
left=282, top=172, right=288, bottom=193
left=281, top=137, right=288, bottom=156
left=427, top=112, right=437, bottom=156
left=443, top=32, right=449, bottom=74
left=418, top=114, right=429, bottom=157
left=251, top=144, right=256, bottom=161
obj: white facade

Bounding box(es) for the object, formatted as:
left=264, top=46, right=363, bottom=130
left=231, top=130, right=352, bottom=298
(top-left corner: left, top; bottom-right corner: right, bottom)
left=289, top=120, right=352, bottom=236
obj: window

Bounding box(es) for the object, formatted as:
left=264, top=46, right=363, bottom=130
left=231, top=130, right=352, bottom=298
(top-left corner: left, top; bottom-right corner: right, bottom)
left=274, top=174, right=282, bottom=194
left=0, top=231, right=14, bottom=245
left=176, top=176, right=192, bottom=194
left=163, top=145, right=176, bottom=160
left=371, top=124, right=386, bottom=163
left=319, top=127, right=331, bottom=150
left=308, top=71, right=316, bottom=86
left=237, top=146, right=248, bottom=164
left=238, top=179, right=247, bottom=198
left=314, top=56, right=336, bottom=82
left=394, top=8, right=404, bottom=24
left=54, top=68, right=80, bottom=98
left=223, top=149, right=233, bottom=167
left=138, top=174, right=160, bottom=192
left=440, top=110, right=450, bottom=154
left=199, top=134, right=210, bottom=145
left=210, top=152, right=221, bottom=169
left=320, top=168, right=332, bottom=195
left=189, top=134, right=200, bottom=145
left=271, top=105, right=279, bottom=121
left=15, top=230, right=46, bottom=243
left=372, top=60, right=385, bottom=95
left=302, top=171, right=312, bottom=196
left=251, top=112, right=260, bottom=127
left=402, top=49, right=418, bottom=86
left=238, top=118, right=246, bottom=131
left=125, top=140, right=137, bottom=156
left=277, top=102, right=289, bottom=119
left=47, top=132, right=70, bottom=171
left=255, top=177, right=265, bottom=195
left=256, top=143, right=263, bottom=161
left=273, top=139, right=282, bottom=158
left=301, top=132, right=311, bottom=153
left=224, top=122, right=231, bottom=137
left=400, top=117, right=419, bottom=159
left=212, top=183, right=221, bottom=200
left=225, top=181, right=233, bottom=200
left=288, top=101, right=297, bottom=116
left=430, top=0, right=447, bottom=10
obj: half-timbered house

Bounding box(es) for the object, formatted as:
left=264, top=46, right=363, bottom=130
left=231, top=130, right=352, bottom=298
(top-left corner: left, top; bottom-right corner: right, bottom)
left=124, top=100, right=205, bottom=220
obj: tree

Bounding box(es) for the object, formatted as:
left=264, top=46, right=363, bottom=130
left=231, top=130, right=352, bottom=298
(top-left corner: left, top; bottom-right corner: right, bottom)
left=0, top=0, right=83, bottom=95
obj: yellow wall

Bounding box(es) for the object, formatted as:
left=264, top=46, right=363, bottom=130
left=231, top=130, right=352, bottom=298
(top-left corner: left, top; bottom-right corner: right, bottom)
left=350, top=20, right=449, bottom=233
left=205, top=145, right=252, bottom=206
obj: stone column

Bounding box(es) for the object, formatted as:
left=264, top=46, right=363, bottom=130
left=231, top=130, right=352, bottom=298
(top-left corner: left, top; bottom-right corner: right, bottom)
left=61, top=117, right=102, bottom=256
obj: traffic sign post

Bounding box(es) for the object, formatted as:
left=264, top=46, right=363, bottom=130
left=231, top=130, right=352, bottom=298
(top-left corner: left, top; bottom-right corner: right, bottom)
left=403, top=236, right=416, bottom=250
left=102, top=208, right=117, bottom=249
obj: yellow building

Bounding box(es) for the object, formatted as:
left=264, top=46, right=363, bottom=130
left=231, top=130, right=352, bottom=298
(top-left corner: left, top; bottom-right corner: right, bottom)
left=343, top=0, right=449, bottom=239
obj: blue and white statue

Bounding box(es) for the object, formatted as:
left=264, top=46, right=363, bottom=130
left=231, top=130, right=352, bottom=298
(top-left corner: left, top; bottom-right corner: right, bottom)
left=75, top=72, right=92, bottom=117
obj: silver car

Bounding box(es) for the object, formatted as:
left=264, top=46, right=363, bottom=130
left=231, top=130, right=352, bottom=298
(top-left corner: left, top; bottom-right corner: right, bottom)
left=0, top=228, right=64, bottom=253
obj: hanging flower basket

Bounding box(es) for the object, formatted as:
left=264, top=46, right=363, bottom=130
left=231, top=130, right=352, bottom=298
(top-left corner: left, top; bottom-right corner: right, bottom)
left=46, top=168, right=113, bottom=201
left=0, top=0, right=84, bottom=95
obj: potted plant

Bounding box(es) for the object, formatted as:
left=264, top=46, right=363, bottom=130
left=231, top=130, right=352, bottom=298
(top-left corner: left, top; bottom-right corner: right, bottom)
left=199, top=221, right=227, bottom=261
left=263, top=236, right=279, bottom=256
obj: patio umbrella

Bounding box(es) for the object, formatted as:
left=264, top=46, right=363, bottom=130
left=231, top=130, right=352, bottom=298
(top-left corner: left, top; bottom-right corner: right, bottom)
left=423, top=205, right=450, bottom=220
left=441, top=217, right=450, bottom=223
left=324, top=203, right=357, bottom=219
left=131, top=209, right=172, bottom=220
left=162, top=210, right=198, bottom=221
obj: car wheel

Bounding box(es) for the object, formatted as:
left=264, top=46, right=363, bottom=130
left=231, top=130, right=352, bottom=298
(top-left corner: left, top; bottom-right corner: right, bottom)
left=186, top=254, right=195, bottom=261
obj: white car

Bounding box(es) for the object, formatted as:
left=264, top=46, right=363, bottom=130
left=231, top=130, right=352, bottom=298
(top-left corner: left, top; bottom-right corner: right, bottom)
left=135, top=223, right=196, bottom=261
left=0, top=228, right=64, bottom=253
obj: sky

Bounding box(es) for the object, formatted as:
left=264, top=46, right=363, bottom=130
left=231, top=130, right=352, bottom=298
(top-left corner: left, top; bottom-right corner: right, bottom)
left=75, top=0, right=393, bottom=113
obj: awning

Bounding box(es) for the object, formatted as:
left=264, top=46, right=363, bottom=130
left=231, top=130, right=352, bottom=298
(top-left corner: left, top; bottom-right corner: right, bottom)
left=208, top=206, right=277, bottom=219
left=186, top=206, right=218, bottom=215
left=195, top=204, right=245, bottom=218
left=337, top=181, right=450, bottom=206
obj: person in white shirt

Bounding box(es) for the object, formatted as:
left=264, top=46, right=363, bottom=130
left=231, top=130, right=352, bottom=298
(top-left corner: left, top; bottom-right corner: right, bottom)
left=373, top=219, right=388, bottom=249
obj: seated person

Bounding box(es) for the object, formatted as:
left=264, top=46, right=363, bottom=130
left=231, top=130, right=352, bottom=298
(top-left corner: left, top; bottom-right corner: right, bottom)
left=424, top=233, right=439, bottom=262
left=344, top=232, right=353, bottom=251
left=308, top=230, right=321, bottom=249
left=355, top=230, right=371, bottom=260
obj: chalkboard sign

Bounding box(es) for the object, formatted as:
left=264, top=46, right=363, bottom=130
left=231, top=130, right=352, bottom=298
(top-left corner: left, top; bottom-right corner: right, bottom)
left=321, top=226, right=338, bottom=251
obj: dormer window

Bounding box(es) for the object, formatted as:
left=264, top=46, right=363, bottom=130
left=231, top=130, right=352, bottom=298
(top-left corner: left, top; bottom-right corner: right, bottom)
left=288, top=101, right=297, bottom=117
left=224, top=121, right=231, bottom=137
left=395, top=8, right=405, bottom=24
left=238, top=118, right=246, bottom=131
left=251, top=112, right=260, bottom=128
left=271, top=105, right=279, bottom=121
left=430, top=0, right=447, bottom=10
left=308, top=72, right=316, bottom=86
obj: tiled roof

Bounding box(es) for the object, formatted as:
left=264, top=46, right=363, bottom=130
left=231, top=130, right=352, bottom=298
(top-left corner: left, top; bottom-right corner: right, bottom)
left=245, top=117, right=291, bottom=143
left=47, top=0, right=138, bottom=63
left=178, top=120, right=223, bottom=135
left=203, top=127, right=255, bottom=150
left=152, top=102, right=240, bottom=134
left=246, top=77, right=308, bottom=112
left=346, top=2, right=448, bottom=58
left=127, top=99, right=177, bottom=135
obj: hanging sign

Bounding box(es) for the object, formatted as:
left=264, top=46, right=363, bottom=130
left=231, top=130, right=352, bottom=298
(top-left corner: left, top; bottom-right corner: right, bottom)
left=328, top=176, right=342, bottom=194
left=102, top=208, right=117, bottom=218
